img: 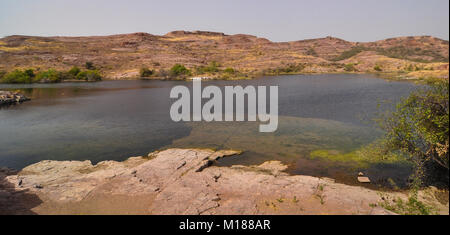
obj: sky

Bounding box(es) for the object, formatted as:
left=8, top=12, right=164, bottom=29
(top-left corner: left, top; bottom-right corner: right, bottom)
left=0, top=0, right=448, bottom=42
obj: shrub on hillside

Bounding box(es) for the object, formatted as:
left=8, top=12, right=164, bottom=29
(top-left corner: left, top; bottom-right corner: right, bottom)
left=76, top=70, right=102, bottom=81
left=0, top=69, right=34, bottom=83
left=196, top=61, right=220, bottom=74
left=35, top=69, right=61, bottom=83
left=170, top=64, right=191, bottom=77
left=140, top=67, right=154, bottom=77
left=68, top=66, right=81, bottom=77
left=223, top=67, right=236, bottom=74
left=344, top=63, right=357, bottom=72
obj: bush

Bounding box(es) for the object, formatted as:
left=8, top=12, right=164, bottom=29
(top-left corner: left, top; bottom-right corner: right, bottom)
left=0, top=67, right=102, bottom=83
left=76, top=70, right=102, bottom=81
left=224, top=67, right=236, bottom=74
left=344, top=63, right=357, bottom=72
left=140, top=67, right=154, bottom=77
left=35, top=69, right=61, bottom=83
left=1, top=69, right=34, bottom=83
left=24, top=69, right=35, bottom=78
left=374, top=65, right=382, bottom=71
left=170, top=64, right=191, bottom=77
left=68, top=66, right=81, bottom=77
left=196, top=61, right=220, bottom=74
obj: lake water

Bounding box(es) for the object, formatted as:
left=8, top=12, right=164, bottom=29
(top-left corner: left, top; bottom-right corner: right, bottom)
left=0, top=74, right=418, bottom=188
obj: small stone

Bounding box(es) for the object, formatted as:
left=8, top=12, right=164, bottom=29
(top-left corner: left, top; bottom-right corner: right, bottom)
left=358, top=172, right=364, bottom=176
left=33, top=184, right=43, bottom=189
left=357, top=177, right=371, bottom=183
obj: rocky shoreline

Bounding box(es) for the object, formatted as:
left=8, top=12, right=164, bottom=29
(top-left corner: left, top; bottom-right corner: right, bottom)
left=0, top=91, right=30, bottom=107
left=0, top=148, right=448, bottom=215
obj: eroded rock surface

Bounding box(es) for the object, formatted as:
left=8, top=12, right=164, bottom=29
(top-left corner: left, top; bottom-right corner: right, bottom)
left=0, top=148, right=448, bottom=215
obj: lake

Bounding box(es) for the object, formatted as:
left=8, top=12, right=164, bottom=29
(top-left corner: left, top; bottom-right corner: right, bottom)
left=0, top=74, right=418, bottom=188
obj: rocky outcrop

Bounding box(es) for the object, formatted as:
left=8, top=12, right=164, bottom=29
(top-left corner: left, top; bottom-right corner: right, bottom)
left=0, top=91, right=30, bottom=107
left=0, top=148, right=448, bottom=215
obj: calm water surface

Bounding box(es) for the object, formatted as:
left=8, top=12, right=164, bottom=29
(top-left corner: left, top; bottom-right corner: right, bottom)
left=0, top=74, right=418, bottom=187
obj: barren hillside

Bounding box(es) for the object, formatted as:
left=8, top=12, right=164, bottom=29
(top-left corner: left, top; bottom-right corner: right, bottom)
left=0, top=31, right=448, bottom=79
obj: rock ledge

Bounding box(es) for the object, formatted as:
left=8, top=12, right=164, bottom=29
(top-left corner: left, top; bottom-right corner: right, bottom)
left=1, top=148, right=448, bottom=215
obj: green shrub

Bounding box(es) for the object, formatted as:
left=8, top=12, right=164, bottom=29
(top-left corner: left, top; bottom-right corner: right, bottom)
left=35, top=69, right=61, bottom=83
left=374, top=65, right=382, bottom=71
left=140, top=67, right=154, bottom=77
left=379, top=194, right=435, bottom=215
left=344, top=63, right=357, bottom=72
left=76, top=70, right=102, bottom=81
left=196, top=61, right=220, bottom=74
left=24, top=69, right=35, bottom=78
left=170, top=64, right=191, bottom=77
left=223, top=67, right=236, bottom=74
left=0, top=67, right=102, bottom=83
left=68, top=66, right=81, bottom=76
left=1, top=69, right=34, bottom=83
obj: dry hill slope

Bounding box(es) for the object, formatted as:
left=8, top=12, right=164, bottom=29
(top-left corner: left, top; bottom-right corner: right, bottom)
left=0, top=31, right=448, bottom=79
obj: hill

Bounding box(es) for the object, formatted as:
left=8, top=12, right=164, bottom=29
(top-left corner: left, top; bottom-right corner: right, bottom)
left=0, top=31, right=448, bottom=80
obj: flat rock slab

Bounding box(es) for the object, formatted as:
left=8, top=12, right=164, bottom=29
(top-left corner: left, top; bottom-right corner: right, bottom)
left=357, top=177, right=371, bottom=183
left=1, top=148, right=448, bottom=215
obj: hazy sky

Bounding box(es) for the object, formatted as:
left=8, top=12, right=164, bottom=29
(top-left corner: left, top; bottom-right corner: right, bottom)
left=0, top=0, right=448, bottom=42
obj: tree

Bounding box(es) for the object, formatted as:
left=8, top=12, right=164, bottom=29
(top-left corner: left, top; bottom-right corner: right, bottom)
left=379, top=80, right=449, bottom=184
